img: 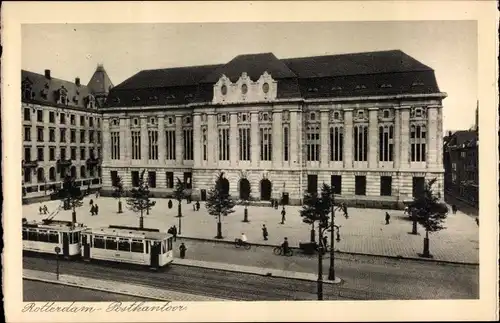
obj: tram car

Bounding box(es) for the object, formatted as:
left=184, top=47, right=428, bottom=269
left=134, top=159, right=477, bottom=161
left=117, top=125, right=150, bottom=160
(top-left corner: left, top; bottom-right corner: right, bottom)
left=81, top=225, right=174, bottom=270
left=22, top=219, right=87, bottom=258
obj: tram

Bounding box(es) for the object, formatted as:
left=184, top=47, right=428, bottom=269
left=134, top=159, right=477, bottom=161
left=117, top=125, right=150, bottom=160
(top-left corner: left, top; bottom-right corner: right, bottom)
left=22, top=219, right=87, bottom=258
left=81, top=225, right=174, bottom=269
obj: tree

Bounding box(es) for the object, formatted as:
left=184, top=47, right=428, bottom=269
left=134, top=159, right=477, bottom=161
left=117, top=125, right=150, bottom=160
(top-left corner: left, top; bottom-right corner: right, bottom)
left=126, top=170, right=156, bottom=229
left=173, top=177, right=186, bottom=218
left=206, top=172, right=236, bottom=239
left=410, top=178, right=449, bottom=258
left=56, top=175, right=85, bottom=224
left=112, top=175, right=125, bottom=213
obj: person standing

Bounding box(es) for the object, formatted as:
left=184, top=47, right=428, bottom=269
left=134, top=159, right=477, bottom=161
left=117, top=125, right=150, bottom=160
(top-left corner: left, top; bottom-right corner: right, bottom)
left=281, top=237, right=289, bottom=255
left=196, top=201, right=200, bottom=211
left=172, top=225, right=178, bottom=241
left=452, top=204, right=457, bottom=214
left=179, top=243, right=187, bottom=259
left=281, top=207, right=286, bottom=224
left=95, top=204, right=99, bottom=216
left=385, top=212, right=390, bottom=225
left=262, top=225, right=268, bottom=241
left=322, top=235, right=328, bottom=253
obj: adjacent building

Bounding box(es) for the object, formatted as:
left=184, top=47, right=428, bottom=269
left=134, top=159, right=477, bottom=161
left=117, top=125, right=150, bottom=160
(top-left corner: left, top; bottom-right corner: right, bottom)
left=100, top=50, right=446, bottom=208
left=21, top=65, right=113, bottom=202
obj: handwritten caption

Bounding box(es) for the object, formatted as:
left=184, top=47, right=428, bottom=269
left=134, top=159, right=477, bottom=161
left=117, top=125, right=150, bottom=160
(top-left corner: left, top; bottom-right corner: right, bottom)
left=23, top=302, right=189, bottom=313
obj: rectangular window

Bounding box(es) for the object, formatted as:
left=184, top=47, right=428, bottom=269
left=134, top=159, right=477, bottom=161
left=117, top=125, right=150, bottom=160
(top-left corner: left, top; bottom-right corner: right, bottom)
left=24, top=147, right=31, bottom=161
left=80, top=147, right=86, bottom=160
left=70, top=129, right=76, bottom=143
left=60, top=129, right=66, bottom=143
left=329, top=126, right=344, bottom=161
left=165, top=130, right=176, bottom=160
left=118, top=239, right=131, bottom=252
left=89, top=117, right=94, bottom=127
left=380, top=176, right=392, bottom=196
left=37, top=147, right=44, bottom=161
left=70, top=114, right=76, bottom=125
left=184, top=172, right=192, bottom=189
left=148, top=171, right=157, bottom=188
left=37, top=127, right=44, bottom=142
left=218, top=128, right=230, bottom=161
left=49, top=147, right=55, bottom=161
left=24, top=108, right=31, bottom=121
left=331, top=175, right=342, bottom=195
left=412, top=177, right=425, bottom=199
left=24, top=126, right=31, bottom=141
left=111, top=132, right=120, bottom=160
left=283, top=126, right=289, bottom=161
left=80, top=130, right=85, bottom=143
left=238, top=127, right=251, bottom=161
left=166, top=172, right=174, bottom=189
left=60, top=147, right=66, bottom=160
left=37, top=110, right=43, bottom=122
left=148, top=130, right=158, bottom=160
left=183, top=128, right=193, bottom=160
left=131, top=240, right=144, bottom=253
left=410, top=124, right=426, bottom=162
left=97, top=131, right=101, bottom=143
left=49, top=128, right=55, bottom=142
left=202, top=127, right=208, bottom=161
left=49, top=111, right=55, bottom=123
left=80, top=116, right=85, bottom=127
left=131, top=131, right=141, bottom=160
left=307, top=174, right=318, bottom=194
left=306, top=126, right=320, bottom=161
left=105, top=238, right=117, bottom=251
left=89, top=130, right=94, bottom=143
left=131, top=171, right=140, bottom=187
left=70, top=147, right=77, bottom=160
left=260, top=127, right=272, bottom=161
left=354, top=125, right=368, bottom=161
left=379, top=125, right=394, bottom=162
left=355, top=176, right=366, bottom=196
left=60, top=113, right=66, bottom=124
left=110, top=171, right=119, bottom=186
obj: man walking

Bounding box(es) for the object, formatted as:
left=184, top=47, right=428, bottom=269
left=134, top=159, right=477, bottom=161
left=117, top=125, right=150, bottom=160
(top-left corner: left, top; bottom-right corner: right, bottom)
left=281, top=207, right=286, bottom=224
left=262, top=224, right=268, bottom=241
left=179, top=243, right=187, bottom=259
left=385, top=212, right=391, bottom=225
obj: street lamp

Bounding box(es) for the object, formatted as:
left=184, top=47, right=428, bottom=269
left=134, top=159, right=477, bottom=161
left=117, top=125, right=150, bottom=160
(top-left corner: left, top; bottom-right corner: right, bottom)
left=54, top=246, right=61, bottom=280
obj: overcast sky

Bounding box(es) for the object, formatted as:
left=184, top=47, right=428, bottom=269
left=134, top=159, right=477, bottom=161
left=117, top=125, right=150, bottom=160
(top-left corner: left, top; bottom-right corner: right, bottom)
left=22, top=21, right=477, bottom=132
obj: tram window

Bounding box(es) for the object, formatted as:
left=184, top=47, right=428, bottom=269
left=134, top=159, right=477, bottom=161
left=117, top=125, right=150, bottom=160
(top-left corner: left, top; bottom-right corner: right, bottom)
left=167, top=238, right=172, bottom=251
left=72, top=232, right=79, bottom=244
left=82, top=234, right=87, bottom=245
left=93, top=236, right=105, bottom=249
left=162, top=241, right=166, bottom=254
left=22, top=229, right=28, bottom=240
left=145, top=241, right=149, bottom=254
left=131, top=240, right=144, bottom=253
left=118, top=239, right=131, bottom=252
left=38, top=230, right=49, bottom=242
left=48, top=231, right=59, bottom=243
left=106, top=238, right=118, bottom=250
left=28, top=230, right=38, bottom=241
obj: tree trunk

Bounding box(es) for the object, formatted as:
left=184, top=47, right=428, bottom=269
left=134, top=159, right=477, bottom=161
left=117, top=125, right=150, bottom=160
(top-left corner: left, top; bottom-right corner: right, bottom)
left=118, top=200, right=123, bottom=213
left=410, top=217, right=418, bottom=235
left=422, top=230, right=431, bottom=257
left=71, top=205, right=76, bottom=224
left=177, top=201, right=182, bottom=218
left=243, top=207, right=249, bottom=222
left=139, top=209, right=144, bottom=229
left=310, top=223, right=316, bottom=243
left=215, top=214, right=223, bottom=239
left=317, top=228, right=323, bottom=300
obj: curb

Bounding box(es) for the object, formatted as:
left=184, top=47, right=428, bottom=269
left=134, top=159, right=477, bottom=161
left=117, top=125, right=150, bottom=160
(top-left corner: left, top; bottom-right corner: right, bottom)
left=173, top=261, right=343, bottom=285
left=177, top=236, right=479, bottom=266
left=23, top=276, right=165, bottom=301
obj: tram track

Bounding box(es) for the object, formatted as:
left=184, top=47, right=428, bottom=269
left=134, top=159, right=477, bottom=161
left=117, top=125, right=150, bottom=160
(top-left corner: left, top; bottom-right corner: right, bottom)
left=23, top=254, right=402, bottom=301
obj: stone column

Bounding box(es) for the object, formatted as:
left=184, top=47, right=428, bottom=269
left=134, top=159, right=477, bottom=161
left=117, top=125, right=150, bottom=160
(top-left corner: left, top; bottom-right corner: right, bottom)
left=400, top=107, right=410, bottom=169
left=193, top=113, right=201, bottom=167
left=394, top=109, right=401, bottom=169
left=290, top=110, right=298, bottom=167
left=175, top=115, right=183, bottom=164
left=436, top=106, right=444, bottom=169
left=102, top=118, right=111, bottom=163
left=320, top=110, right=329, bottom=166
left=207, top=113, right=217, bottom=165
left=158, top=115, right=166, bottom=162
left=272, top=110, right=283, bottom=168
left=427, top=106, right=439, bottom=169
left=368, top=108, right=379, bottom=168
left=251, top=111, right=259, bottom=167
left=140, top=116, right=148, bottom=163
left=230, top=112, right=238, bottom=166
left=343, top=109, right=353, bottom=168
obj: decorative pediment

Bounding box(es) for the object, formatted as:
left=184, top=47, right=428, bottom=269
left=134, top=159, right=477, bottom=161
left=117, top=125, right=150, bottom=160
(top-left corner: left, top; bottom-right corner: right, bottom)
left=57, top=86, right=68, bottom=105
left=212, top=72, right=278, bottom=104
left=258, top=111, right=272, bottom=122
left=217, top=113, right=229, bottom=124
left=110, top=118, right=120, bottom=127
left=410, top=107, right=427, bottom=119
left=353, top=109, right=368, bottom=122
left=237, top=112, right=250, bottom=123
left=282, top=110, right=290, bottom=122
left=306, top=111, right=319, bottom=122
left=183, top=115, right=192, bottom=125
left=378, top=108, right=395, bottom=122
left=329, top=110, right=343, bottom=123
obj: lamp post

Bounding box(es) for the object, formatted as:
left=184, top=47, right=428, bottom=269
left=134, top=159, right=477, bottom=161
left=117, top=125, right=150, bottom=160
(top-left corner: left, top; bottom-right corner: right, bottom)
left=328, top=186, right=336, bottom=281
left=317, top=243, right=324, bottom=300
left=54, top=246, right=61, bottom=280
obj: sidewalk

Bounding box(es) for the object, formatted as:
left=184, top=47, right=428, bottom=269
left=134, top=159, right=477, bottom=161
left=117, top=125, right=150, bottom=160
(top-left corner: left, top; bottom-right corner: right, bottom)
left=23, top=196, right=479, bottom=264
left=23, top=269, right=227, bottom=302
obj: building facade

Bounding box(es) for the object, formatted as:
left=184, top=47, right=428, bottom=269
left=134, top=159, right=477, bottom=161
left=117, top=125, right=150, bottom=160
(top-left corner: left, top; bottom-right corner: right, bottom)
left=101, top=50, right=446, bottom=208
left=21, top=66, right=113, bottom=202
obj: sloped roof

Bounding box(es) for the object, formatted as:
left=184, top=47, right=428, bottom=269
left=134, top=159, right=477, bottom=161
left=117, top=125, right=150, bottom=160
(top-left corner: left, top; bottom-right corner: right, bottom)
left=21, top=70, right=93, bottom=110
left=105, top=49, right=442, bottom=108
left=87, top=64, right=114, bottom=96
left=447, top=130, right=478, bottom=149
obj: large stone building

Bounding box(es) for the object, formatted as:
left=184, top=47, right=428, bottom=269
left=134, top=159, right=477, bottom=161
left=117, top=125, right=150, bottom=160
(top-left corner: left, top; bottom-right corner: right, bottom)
left=101, top=50, right=446, bottom=207
left=21, top=65, right=113, bottom=202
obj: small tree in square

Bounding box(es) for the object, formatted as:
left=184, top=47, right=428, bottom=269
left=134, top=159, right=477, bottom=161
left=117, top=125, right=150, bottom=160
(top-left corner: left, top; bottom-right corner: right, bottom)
left=54, top=174, right=85, bottom=224
left=126, top=170, right=156, bottom=229
left=410, top=178, right=449, bottom=258
left=206, top=172, right=236, bottom=239
left=173, top=177, right=186, bottom=218
left=112, top=175, right=125, bottom=213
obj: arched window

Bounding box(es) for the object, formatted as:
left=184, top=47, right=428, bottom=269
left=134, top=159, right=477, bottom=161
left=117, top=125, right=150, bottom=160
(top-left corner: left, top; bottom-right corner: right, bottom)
left=354, top=125, right=368, bottom=161
left=49, top=167, right=56, bottom=181
left=37, top=168, right=45, bottom=182
left=80, top=166, right=86, bottom=178
left=329, top=126, right=344, bottom=161
left=379, top=125, right=394, bottom=162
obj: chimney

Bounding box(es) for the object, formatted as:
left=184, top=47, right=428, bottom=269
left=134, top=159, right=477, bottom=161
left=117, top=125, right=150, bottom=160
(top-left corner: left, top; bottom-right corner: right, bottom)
left=448, top=131, right=452, bottom=137
left=75, top=77, right=81, bottom=86
left=44, top=69, right=51, bottom=79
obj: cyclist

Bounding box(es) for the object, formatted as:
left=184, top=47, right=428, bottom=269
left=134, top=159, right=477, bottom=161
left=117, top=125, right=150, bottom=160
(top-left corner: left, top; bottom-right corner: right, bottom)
left=240, top=233, right=247, bottom=245
left=281, top=237, right=289, bottom=255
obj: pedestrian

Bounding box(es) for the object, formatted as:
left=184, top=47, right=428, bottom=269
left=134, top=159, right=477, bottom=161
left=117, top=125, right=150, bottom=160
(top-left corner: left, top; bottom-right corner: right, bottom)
left=95, top=204, right=99, bottom=215
left=90, top=205, right=95, bottom=216
left=167, top=226, right=173, bottom=235
left=322, top=235, right=328, bottom=251
left=274, top=200, right=279, bottom=210
left=193, top=203, right=196, bottom=211
left=452, top=204, right=457, bottom=214
left=262, top=224, right=268, bottom=241
left=95, top=191, right=99, bottom=199
left=475, top=218, right=479, bottom=226
left=281, top=207, right=286, bottom=224
left=168, top=200, right=173, bottom=209
left=89, top=199, right=94, bottom=206
left=196, top=201, right=200, bottom=211
left=172, top=225, right=178, bottom=241
left=43, top=205, right=48, bottom=215
left=385, top=212, right=390, bottom=225
left=39, top=206, right=43, bottom=214
left=179, top=243, right=187, bottom=259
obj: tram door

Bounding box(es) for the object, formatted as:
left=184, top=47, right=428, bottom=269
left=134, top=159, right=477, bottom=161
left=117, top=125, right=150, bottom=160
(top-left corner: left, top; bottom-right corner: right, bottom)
left=150, top=241, right=161, bottom=268
left=82, top=234, right=91, bottom=260
left=62, top=232, right=70, bottom=257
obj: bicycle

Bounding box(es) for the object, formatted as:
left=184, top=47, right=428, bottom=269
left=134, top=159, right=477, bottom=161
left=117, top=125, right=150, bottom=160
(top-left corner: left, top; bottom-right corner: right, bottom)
left=234, top=238, right=251, bottom=250
left=273, top=246, right=293, bottom=257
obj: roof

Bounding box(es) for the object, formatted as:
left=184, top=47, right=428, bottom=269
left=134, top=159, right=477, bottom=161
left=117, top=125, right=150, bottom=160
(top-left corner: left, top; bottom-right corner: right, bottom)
left=446, top=130, right=478, bottom=149
left=85, top=227, right=171, bottom=240
left=87, top=64, right=114, bottom=96
left=105, top=49, right=442, bottom=108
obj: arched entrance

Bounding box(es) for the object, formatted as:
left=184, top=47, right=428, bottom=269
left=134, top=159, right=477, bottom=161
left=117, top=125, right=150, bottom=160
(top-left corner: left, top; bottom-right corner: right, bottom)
left=221, top=177, right=230, bottom=195
left=239, top=178, right=251, bottom=200
left=260, top=179, right=272, bottom=201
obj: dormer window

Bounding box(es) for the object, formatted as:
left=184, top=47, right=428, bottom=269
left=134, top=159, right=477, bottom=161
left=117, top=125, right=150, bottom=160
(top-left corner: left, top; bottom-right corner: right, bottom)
left=412, top=81, right=424, bottom=87
left=168, top=117, right=173, bottom=125
left=149, top=117, right=156, bottom=125
left=355, top=85, right=367, bottom=90
left=221, top=115, right=227, bottom=123
left=112, top=119, right=119, bottom=126
left=263, top=113, right=269, bottom=121
left=133, top=118, right=139, bottom=126
left=383, top=110, right=390, bottom=118
left=357, top=110, right=364, bottom=118
left=73, top=96, right=79, bottom=104
left=87, top=95, right=96, bottom=109
left=221, top=85, right=227, bottom=96
left=380, top=84, right=392, bottom=88
left=57, top=86, right=68, bottom=105
left=241, top=84, right=248, bottom=95
left=310, top=112, right=316, bottom=121
left=22, top=81, right=33, bottom=100
left=415, top=108, right=422, bottom=117
left=333, top=112, right=340, bottom=120
left=40, top=88, right=48, bottom=99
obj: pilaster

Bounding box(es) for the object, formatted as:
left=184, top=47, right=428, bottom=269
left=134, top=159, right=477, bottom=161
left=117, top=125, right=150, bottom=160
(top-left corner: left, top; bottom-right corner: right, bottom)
left=290, top=110, right=298, bottom=167
left=175, top=115, right=183, bottom=164
left=193, top=113, right=201, bottom=167
left=250, top=111, right=259, bottom=167
left=230, top=112, right=238, bottom=166
left=207, top=113, right=217, bottom=165
left=102, top=118, right=111, bottom=163
left=394, top=109, right=401, bottom=169
left=272, top=111, right=283, bottom=168
left=140, top=116, right=148, bottom=163
left=125, top=118, right=132, bottom=164
left=158, top=115, right=166, bottom=162
left=368, top=108, right=378, bottom=168
left=320, top=110, right=329, bottom=166
left=427, top=106, right=439, bottom=168
left=400, top=107, right=410, bottom=168
left=343, top=109, right=353, bottom=168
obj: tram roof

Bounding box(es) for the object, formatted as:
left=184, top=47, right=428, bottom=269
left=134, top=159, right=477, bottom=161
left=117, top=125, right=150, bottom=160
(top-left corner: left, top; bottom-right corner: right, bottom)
left=22, top=220, right=86, bottom=231
left=84, top=227, right=171, bottom=240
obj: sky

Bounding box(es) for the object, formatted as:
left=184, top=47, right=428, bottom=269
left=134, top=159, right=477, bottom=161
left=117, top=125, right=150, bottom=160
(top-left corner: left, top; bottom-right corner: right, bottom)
left=22, top=21, right=477, bottom=133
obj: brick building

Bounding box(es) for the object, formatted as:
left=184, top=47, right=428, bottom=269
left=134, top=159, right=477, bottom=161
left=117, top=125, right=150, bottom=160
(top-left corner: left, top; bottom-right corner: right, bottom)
left=21, top=65, right=113, bottom=201
left=101, top=50, right=446, bottom=207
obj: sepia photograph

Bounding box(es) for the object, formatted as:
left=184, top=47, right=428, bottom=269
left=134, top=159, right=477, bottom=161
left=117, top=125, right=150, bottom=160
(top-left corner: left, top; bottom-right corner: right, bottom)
left=2, top=1, right=498, bottom=322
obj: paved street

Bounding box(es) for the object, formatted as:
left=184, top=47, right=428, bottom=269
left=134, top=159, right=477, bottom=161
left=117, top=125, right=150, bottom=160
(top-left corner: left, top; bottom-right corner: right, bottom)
left=23, top=196, right=479, bottom=263
left=23, top=279, right=150, bottom=302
